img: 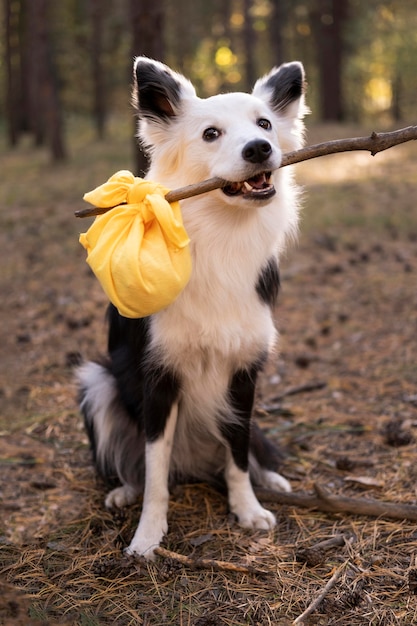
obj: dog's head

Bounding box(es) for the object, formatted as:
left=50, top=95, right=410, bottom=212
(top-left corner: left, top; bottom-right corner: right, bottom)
left=133, top=57, right=307, bottom=204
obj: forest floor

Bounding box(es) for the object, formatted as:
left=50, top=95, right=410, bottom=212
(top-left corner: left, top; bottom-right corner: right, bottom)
left=1, top=119, right=417, bottom=625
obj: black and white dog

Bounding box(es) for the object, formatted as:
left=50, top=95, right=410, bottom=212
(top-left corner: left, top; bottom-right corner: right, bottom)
left=77, top=57, right=307, bottom=559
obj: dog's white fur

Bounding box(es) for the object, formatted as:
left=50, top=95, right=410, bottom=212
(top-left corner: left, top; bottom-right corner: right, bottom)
left=77, top=57, right=307, bottom=559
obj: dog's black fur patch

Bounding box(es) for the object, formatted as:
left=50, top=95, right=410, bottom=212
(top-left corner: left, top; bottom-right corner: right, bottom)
left=265, top=62, right=305, bottom=112
left=135, top=60, right=183, bottom=120
left=256, top=257, right=280, bottom=307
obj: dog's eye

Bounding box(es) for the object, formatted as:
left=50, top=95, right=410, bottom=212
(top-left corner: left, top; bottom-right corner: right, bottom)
left=257, top=118, right=272, bottom=131
left=203, top=127, right=221, bottom=142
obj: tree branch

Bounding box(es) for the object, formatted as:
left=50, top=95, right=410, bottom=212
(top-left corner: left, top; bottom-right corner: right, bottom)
left=154, top=546, right=268, bottom=576
left=255, top=482, right=417, bottom=522
left=75, top=125, right=417, bottom=218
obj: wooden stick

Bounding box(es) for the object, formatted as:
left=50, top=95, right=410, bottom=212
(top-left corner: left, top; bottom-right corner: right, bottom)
left=281, top=124, right=417, bottom=167
left=292, top=559, right=349, bottom=625
left=154, top=546, right=268, bottom=576
left=74, top=177, right=226, bottom=218
left=74, top=125, right=417, bottom=218
left=255, top=482, right=417, bottom=522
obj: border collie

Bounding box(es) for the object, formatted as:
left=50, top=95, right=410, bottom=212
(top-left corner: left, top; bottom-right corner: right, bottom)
left=77, top=57, right=307, bottom=559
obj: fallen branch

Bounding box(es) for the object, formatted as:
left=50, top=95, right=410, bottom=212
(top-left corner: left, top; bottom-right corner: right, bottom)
left=255, top=482, right=417, bottom=522
left=292, top=559, right=349, bottom=625
left=270, top=380, right=327, bottom=402
left=75, top=125, right=417, bottom=218
left=154, top=546, right=268, bottom=576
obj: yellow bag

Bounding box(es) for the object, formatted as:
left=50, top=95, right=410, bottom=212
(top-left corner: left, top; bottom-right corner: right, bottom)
left=79, top=170, right=191, bottom=318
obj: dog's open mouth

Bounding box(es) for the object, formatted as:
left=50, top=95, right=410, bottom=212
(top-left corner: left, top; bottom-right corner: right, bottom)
left=222, top=172, right=275, bottom=200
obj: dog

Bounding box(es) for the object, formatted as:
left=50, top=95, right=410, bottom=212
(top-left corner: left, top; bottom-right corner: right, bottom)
left=77, top=56, right=307, bottom=559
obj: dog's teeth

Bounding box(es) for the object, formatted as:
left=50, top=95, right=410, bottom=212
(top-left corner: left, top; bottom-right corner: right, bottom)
left=243, top=181, right=253, bottom=192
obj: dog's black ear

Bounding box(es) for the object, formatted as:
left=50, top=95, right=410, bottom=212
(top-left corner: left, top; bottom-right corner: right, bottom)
left=253, top=62, right=306, bottom=114
left=133, top=57, right=195, bottom=121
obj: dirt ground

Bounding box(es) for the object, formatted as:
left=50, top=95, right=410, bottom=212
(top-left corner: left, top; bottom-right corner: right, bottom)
left=1, top=122, right=417, bottom=625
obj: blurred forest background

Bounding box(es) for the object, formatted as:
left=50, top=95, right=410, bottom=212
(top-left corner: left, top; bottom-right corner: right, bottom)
left=2, top=0, right=417, bottom=165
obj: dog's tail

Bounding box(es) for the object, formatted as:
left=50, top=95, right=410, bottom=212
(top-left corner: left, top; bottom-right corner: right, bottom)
left=76, top=361, right=145, bottom=490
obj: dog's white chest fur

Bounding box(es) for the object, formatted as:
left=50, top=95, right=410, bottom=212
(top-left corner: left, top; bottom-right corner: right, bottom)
left=151, top=206, right=276, bottom=361
left=147, top=171, right=297, bottom=366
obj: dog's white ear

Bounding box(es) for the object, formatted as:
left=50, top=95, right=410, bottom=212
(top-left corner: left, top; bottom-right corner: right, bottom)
left=133, top=57, right=196, bottom=121
left=252, top=62, right=307, bottom=120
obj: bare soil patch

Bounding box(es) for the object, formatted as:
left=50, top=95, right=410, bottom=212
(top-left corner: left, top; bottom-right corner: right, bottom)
left=1, top=124, right=417, bottom=625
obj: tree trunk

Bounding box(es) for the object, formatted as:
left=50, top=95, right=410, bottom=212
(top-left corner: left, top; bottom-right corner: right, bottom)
left=243, top=0, right=256, bottom=89
left=269, top=0, right=287, bottom=66
left=129, top=0, right=165, bottom=176
left=10, top=0, right=66, bottom=159
left=309, top=0, right=349, bottom=121
left=170, top=0, right=189, bottom=73
left=35, top=0, right=66, bottom=160
left=89, top=0, right=106, bottom=139
left=25, top=0, right=46, bottom=145
left=4, top=0, right=20, bottom=145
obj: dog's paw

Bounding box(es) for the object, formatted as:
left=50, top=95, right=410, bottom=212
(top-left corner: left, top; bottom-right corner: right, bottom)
left=125, top=527, right=166, bottom=561
left=124, top=515, right=168, bottom=561
left=259, top=469, right=292, bottom=493
left=124, top=540, right=158, bottom=561
left=105, top=485, right=139, bottom=509
left=237, top=504, right=276, bottom=531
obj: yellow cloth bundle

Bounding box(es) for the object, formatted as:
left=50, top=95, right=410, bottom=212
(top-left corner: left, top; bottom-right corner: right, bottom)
left=79, top=170, right=191, bottom=318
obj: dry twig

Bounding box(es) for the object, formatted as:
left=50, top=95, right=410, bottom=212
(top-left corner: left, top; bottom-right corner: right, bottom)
left=75, top=125, right=417, bottom=218
left=154, top=546, right=268, bottom=576
left=255, top=482, right=417, bottom=522
left=270, top=380, right=327, bottom=402
left=292, top=559, right=350, bottom=625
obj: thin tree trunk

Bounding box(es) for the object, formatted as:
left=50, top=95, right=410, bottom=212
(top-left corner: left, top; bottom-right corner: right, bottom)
left=309, top=0, right=349, bottom=121
left=89, top=0, right=106, bottom=139
left=4, top=0, right=20, bottom=145
left=269, top=0, right=286, bottom=66
left=130, top=0, right=165, bottom=176
left=36, top=0, right=66, bottom=160
left=171, top=0, right=188, bottom=73
left=25, top=0, right=45, bottom=145
left=243, top=0, right=256, bottom=89
left=20, top=0, right=66, bottom=160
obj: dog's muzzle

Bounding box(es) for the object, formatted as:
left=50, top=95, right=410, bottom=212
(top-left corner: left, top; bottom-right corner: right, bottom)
left=222, top=171, right=275, bottom=200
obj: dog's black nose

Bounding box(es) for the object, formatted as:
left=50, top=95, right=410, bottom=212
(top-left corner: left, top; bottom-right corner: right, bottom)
left=242, top=139, right=272, bottom=164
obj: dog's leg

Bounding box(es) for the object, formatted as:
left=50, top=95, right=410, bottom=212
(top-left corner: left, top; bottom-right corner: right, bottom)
left=248, top=423, right=292, bottom=493
left=125, top=402, right=178, bottom=559
left=223, top=366, right=276, bottom=531
left=125, top=369, right=180, bottom=560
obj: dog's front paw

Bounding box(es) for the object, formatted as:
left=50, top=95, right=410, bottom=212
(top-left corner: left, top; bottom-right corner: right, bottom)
left=259, top=469, right=292, bottom=493
left=237, top=505, right=276, bottom=531
left=125, top=517, right=168, bottom=561
left=105, top=485, right=139, bottom=509
left=124, top=539, right=159, bottom=561
left=125, top=529, right=164, bottom=561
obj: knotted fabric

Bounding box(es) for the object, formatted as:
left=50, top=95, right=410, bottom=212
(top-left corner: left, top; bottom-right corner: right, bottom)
left=79, top=170, right=191, bottom=318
